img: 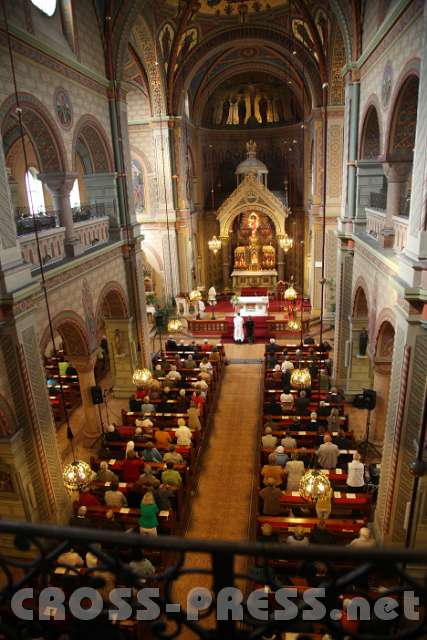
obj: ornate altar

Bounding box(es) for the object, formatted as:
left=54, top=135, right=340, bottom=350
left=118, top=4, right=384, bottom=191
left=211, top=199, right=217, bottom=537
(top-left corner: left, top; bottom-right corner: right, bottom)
left=231, top=210, right=278, bottom=290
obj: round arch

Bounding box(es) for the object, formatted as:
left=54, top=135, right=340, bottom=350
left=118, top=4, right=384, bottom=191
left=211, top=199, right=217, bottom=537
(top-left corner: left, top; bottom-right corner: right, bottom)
left=0, top=92, right=67, bottom=173
left=40, top=311, right=91, bottom=358
left=72, top=115, right=114, bottom=173
left=352, top=278, right=370, bottom=317
left=359, top=102, right=381, bottom=160
left=95, top=282, right=129, bottom=339
left=373, top=310, right=396, bottom=357
left=385, top=61, right=420, bottom=161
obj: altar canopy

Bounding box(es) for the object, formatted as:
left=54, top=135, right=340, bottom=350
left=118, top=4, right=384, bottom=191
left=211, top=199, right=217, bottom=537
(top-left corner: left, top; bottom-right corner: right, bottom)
left=215, top=140, right=291, bottom=291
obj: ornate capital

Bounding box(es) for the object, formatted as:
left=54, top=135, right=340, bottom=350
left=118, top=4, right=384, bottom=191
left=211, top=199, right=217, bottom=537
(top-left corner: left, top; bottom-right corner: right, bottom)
left=38, top=172, right=78, bottom=196
left=383, top=162, right=411, bottom=183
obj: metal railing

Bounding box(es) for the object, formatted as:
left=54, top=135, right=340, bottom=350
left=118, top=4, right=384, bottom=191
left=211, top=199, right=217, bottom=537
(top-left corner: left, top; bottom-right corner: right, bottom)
left=0, top=519, right=426, bottom=639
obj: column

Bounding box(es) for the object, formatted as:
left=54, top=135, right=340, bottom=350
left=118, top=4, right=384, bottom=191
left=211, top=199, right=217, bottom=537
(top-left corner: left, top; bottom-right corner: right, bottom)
left=220, top=236, right=230, bottom=290
left=39, top=172, right=83, bottom=257
left=83, top=172, right=119, bottom=227
left=69, top=354, right=100, bottom=446
left=381, top=162, right=411, bottom=248
left=345, top=76, right=360, bottom=220
left=332, top=240, right=354, bottom=386
left=176, top=210, right=192, bottom=294
left=277, top=246, right=285, bottom=281
left=105, top=317, right=139, bottom=398
left=374, top=312, right=427, bottom=545
left=370, top=362, right=392, bottom=445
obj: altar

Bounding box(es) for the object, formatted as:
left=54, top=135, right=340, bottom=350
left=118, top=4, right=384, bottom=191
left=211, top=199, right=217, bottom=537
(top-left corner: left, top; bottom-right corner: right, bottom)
left=231, top=269, right=278, bottom=291
left=236, top=295, right=269, bottom=316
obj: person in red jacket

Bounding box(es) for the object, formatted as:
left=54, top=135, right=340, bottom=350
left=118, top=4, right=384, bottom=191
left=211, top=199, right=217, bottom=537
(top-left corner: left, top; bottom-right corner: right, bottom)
left=123, top=452, right=142, bottom=482
left=200, top=339, right=212, bottom=353
left=79, top=487, right=100, bottom=507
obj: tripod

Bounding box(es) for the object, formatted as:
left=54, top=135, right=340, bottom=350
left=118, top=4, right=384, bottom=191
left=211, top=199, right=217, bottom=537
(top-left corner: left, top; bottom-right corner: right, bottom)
left=358, top=408, right=381, bottom=460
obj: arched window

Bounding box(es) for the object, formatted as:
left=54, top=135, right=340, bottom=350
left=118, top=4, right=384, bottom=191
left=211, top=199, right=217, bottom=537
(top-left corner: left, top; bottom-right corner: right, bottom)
left=69, top=179, right=81, bottom=209
left=30, top=0, right=57, bottom=16
left=25, top=167, right=46, bottom=214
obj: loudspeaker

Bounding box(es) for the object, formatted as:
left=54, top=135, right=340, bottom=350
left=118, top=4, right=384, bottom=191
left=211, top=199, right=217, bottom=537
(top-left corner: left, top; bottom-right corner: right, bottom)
left=91, top=385, right=103, bottom=405
left=352, top=393, right=366, bottom=409
left=363, top=388, right=377, bottom=411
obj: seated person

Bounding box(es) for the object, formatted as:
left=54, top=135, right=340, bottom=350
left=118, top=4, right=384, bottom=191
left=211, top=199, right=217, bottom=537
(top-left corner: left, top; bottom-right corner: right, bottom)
left=95, top=461, right=119, bottom=484
left=133, top=464, right=159, bottom=491
left=135, top=417, right=154, bottom=437
left=266, top=338, right=280, bottom=355
left=163, top=444, right=184, bottom=465
left=317, top=434, right=339, bottom=470
left=58, top=360, right=70, bottom=377
left=286, top=526, right=309, bottom=545
left=199, top=357, right=213, bottom=373
left=259, top=477, right=283, bottom=515
left=187, top=402, right=202, bottom=431
left=262, top=426, right=278, bottom=449
left=327, top=386, right=343, bottom=403
left=152, top=479, right=175, bottom=511
left=140, top=395, right=156, bottom=414
left=133, top=427, right=145, bottom=442
left=175, top=388, right=190, bottom=413
left=104, top=481, right=127, bottom=508
left=70, top=505, right=93, bottom=528
left=79, top=487, right=100, bottom=507
left=161, top=461, right=182, bottom=486
left=183, top=354, right=196, bottom=370
left=295, top=390, right=310, bottom=415
left=193, top=379, right=209, bottom=393
left=153, top=364, right=165, bottom=379
left=335, top=427, right=352, bottom=450
left=175, top=419, right=192, bottom=446
left=209, top=346, right=221, bottom=363
left=317, top=400, right=331, bottom=417
left=154, top=428, right=171, bottom=448
left=348, top=527, right=375, bottom=547
left=148, top=377, right=162, bottom=400
left=273, top=445, right=288, bottom=466
left=201, top=339, right=212, bottom=353
left=261, top=453, right=284, bottom=486
left=105, top=423, right=122, bottom=441
left=327, top=407, right=341, bottom=431
left=281, top=434, right=297, bottom=449
left=280, top=391, right=294, bottom=412
left=306, top=411, right=318, bottom=430
left=142, top=441, right=162, bottom=463
left=165, top=365, right=182, bottom=385
left=309, top=519, right=336, bottom=545
left=257, top=522, right=280, bottom=544
left=272, top=364, right=282, bottom=382
left=165, top=335, right=177, bottom=351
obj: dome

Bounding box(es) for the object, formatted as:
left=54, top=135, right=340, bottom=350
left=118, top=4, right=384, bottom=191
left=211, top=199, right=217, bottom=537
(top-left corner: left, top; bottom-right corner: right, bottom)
left=235, top=156, right=268, bottom=176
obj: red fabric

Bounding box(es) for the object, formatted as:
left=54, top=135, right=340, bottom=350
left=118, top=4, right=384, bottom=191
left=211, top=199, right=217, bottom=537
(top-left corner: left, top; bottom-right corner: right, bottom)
left=201, top=343, right=212, bottom=352
left=79, top=492, right=100, bottom=506
left=123, top=457, right=142, bottom=482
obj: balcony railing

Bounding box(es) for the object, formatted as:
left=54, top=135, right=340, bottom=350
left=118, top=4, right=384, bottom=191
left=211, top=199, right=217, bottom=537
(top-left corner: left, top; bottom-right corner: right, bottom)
left=72, top=201, right=118, bottom=223
left=366, top=207, right=387, bottom=240
left=15, top=211, right=58, bottom=236
left=0, top=519, right=426, bottom=640
left=369, top=190, right=387, bottom=211
left=393, top=215, right=409, bottom=253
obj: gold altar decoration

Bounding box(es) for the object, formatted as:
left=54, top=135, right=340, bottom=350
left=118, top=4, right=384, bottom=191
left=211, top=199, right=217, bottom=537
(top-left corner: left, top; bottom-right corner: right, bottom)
left=208, top=235, right=222, bottom=254
left=287, top=318, right=301, bottom=331
left=167, top=318, right=183, bottom=333
left=284, top=283, right=298, bottom=301
left=290, top=367, right=311, bottom=389
left=189, top=290, right=202, bottom=302
left=63, top=460, right=93, bottom=492
left=299, top=470, right=332, bottom=502
left=132, top=368, right=153, bottom=387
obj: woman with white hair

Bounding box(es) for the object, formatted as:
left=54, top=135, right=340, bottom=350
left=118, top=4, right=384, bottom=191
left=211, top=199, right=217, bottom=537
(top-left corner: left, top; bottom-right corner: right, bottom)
left=348, top=527, right=375, bottom=547
left=280, top=391, right=294, bottom=412
left=346, top=452, right=365, bottom=491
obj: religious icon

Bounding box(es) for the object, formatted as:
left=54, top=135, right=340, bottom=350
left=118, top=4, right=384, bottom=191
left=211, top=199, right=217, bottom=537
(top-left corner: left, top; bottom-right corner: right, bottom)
left=131, top=158, right=145, bottom=211
left=159, top=23, right=174, bottom=65
left=176, top=27, right=198, bottom=67
left=54, top=88, right=72, bottom=128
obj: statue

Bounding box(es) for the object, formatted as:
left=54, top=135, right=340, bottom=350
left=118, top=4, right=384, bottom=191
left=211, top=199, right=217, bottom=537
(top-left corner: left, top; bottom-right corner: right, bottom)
left=221, top=97, right=231, bottom=125
left=259, top=95, right=268, bottom=124
left=114, top=329, right=125, bottom=358
left=359, top=328, right=368, bottom=356
left=238, top=96, right=247, bottom=126
left=246, top=139, right=257, bottom=154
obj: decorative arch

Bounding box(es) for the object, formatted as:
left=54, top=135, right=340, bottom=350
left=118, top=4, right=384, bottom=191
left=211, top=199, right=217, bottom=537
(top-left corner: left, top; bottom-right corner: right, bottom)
left=374, top=309, right=396, bottom=357
left=0, top=92, right=66, bottom=172
left=72, top=115, right=114, bottom=173
left=40, top=311, right=90, bottom=358
left=95, top=282, right=129, bottom=338
left=360, top=102, right=381, bottom=160
left=0, top=394, right=18, bottom=437
left=386, top=61, right=420, bottom=161
left=216, top=173, right=288, bottom=238
left=352, top=278, right=370, bottom=317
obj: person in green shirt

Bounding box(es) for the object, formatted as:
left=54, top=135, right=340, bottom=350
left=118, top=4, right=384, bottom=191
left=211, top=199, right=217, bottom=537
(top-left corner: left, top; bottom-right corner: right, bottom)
left=58, top=360, right=70, bottom=377
left=139, top=491, right=159, bottom=535
left=161, top=461, right=182, bottom=487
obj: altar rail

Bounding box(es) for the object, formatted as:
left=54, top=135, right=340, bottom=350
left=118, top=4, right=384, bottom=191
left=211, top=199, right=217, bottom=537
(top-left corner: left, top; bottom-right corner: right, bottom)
left=187, top=318, right=310, bottom=337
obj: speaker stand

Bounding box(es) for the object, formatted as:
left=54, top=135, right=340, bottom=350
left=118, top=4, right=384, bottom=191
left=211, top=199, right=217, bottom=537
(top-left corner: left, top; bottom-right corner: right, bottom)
left=358, top=409, right=381, bottom=461
left=91, top=403, right=106, bottom=450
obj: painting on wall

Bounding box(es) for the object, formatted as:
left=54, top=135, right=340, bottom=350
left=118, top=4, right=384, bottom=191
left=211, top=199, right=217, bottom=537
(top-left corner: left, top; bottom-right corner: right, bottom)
left=131, top=158, right=146, bottom=212
left=175, top=27, right=198, bottom=70
left=159, top=22, right=174, bottom=68
left=82, top=278, right=97, bottom=352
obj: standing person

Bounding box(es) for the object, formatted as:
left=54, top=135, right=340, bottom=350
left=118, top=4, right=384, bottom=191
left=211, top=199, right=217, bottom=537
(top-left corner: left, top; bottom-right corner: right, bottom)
left=245, top=317, right=255, bottom=344
left=139, top=491, right=159, bottom=535
left=233, top=312, right=245, bottom=344
left=346, top=452, right=365, bottom=492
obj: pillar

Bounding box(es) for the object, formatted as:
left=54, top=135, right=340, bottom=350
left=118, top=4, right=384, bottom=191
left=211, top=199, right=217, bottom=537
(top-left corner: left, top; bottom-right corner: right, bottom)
left=332, top=240, right=354, bottom=386
left=381, top=162, right=411, bottom=248
left=220, top=236, right=230, bottom=290
left=83, top=172, right=119, bottom=227
left=374, top=311, right=427, bottom=545
left=176, top=210, right=192, bottom=294
left=38, top=172, right=83, bottom=257
left=69, top=354, right=100, bottom=446
left=370, top=361, right=392, bottom=445
left=105, top=317, right=139, bottom=398
left=346, top=76, right=360, bottom=220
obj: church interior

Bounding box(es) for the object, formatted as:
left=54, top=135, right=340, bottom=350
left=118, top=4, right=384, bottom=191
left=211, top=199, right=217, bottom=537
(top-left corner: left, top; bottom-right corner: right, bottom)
left=0, top=0, right=427, bottom=637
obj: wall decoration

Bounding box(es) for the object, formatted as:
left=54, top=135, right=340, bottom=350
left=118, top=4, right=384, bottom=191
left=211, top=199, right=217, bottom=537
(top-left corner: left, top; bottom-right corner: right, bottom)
left=131, top=158, right=146, bottom=211
left=176, top=27, right=198, bottom=69
left=82, top=278, right=97, bottom=352
left=54, top=87, right=73, bottom=129
left=159, top=23, right=174, bottom=68
left=381, top=61, right=393, bottom=109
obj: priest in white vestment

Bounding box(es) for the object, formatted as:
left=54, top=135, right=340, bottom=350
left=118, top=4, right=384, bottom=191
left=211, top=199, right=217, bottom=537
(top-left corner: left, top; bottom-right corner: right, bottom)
left=233, top=313, right=245, bottom=343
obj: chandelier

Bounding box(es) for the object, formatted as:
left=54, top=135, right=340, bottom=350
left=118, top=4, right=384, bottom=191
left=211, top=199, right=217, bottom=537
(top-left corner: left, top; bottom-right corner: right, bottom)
left=63, top=460, right=93, bottom=492
left=208, top=235, right=222, bottom=254
left=299, top=469, right=332, bottom=502
left=287, top=319, right=301, bottom=331
left=189, top=290, right=202, bottom=302
left=132, top=368, right=153, bottom=387
left=290, top=367, right=311, bottom=389
left=279, top=234, right=294, bottom=252
left=167, top=318, right=183, bottom=333
left=284, top=283, right=298, bottom=301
